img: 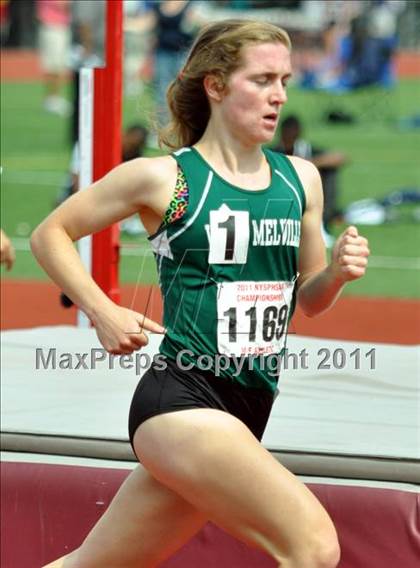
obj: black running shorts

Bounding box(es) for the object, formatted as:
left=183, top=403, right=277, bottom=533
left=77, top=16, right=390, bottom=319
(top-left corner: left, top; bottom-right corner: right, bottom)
left=128, top=357, right=275, bottom=449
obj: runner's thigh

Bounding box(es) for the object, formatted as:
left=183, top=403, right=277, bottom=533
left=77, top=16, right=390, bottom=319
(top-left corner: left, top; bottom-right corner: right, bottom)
left=134, top=408, right=338, bottom=566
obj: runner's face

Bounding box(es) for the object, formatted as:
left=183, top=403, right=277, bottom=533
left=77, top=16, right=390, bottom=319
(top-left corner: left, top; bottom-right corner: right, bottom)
left=221, top=42, right=291, bottom=146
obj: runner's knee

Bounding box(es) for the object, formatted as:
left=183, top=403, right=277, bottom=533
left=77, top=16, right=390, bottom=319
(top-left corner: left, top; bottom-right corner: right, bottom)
left=305, top=529, right=340, bottom=568
left=276, top=524, right=340, bottom=568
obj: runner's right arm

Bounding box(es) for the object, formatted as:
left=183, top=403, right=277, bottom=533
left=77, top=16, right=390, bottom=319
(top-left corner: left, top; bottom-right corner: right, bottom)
left=31, top=157, right=174, bottom=353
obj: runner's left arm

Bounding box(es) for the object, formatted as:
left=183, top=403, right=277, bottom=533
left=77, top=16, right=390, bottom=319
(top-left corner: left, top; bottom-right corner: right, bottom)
left=291, top=156, right=370, bottom=317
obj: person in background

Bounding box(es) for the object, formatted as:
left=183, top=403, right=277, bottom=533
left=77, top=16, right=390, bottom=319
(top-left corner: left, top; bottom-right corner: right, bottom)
left=123, top=1, right=204, bottom=144
left=329, top=0, right=404, bottom=91
left=70, top=0, right=105, bottom=144
left=122, top=123, right=149, bottom=162
left=56, top=124, right=149, bottom=206
left=0, top=0, right=10, bottom=46
left=274, top=115, right=347, bottom=244
left=0, top=229, right=15, bottom=270
left=299, top=20, right=346, bottom=91
left=36, top=0, right=71, bottom=116
left=152, top=0, right=202, bottom=126
left=123, top=0, right=155, bottom=97
left=120, top=124, right=149, bottom=235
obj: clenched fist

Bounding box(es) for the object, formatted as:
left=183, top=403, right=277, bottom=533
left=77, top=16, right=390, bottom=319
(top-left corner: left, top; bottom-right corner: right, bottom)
left=331, top=226, right=370, bottom=282
left=0, top=229, right=15, bottom=271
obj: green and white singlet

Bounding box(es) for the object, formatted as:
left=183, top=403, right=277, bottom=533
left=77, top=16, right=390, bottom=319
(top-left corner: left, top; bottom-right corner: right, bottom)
left=149, top=147, right=306, bottom=393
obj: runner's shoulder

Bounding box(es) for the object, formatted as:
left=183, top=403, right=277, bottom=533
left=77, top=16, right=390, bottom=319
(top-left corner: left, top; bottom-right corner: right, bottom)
left=123, top=154, right=178, bottom=190
left=113, top=154, right=178, bottom=208
left=286, top=155, right=322, bottom=208
left=287, top=155, right=320, bottom=183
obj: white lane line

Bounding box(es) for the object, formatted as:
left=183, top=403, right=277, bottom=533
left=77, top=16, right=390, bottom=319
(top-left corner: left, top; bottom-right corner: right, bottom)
left=367, top=256, right=420, bottom=270
left=2, top=171, right=65, bottom=186
left=10, top=238, right=420, bottom=270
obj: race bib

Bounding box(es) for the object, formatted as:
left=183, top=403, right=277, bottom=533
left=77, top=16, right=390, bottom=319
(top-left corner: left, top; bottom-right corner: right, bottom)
left=217, top=281, right=295, bottom=356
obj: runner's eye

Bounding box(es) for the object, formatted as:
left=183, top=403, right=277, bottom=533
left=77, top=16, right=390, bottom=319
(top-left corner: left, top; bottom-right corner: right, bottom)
left=254, top=76, right=270, bottom=85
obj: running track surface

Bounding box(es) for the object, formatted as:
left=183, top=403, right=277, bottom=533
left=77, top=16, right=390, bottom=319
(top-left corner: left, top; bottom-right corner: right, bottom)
left=1, top=280, right=419, bottom=344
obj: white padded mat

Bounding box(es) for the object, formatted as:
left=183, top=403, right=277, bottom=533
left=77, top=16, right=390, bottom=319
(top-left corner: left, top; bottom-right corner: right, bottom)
left=1, top=326, right=419, bottom=481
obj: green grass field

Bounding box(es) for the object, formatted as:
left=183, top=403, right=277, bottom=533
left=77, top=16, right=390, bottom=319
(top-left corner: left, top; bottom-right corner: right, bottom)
left=1, top=79, right=420, bottom=297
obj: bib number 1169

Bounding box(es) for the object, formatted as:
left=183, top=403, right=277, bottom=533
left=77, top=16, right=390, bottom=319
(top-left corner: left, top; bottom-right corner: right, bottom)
left=223, top=304, right=288, bottom=343
left=217, top=280, right=294, bottom=356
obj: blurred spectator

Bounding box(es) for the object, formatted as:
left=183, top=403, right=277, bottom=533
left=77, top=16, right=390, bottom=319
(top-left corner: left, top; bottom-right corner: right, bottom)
left=122, top=123, right=149, bottom=162
left=36, top=0, right=71, bottom=116
left=120, top=124, right=150, bottom=235
left=0, top=229, right=15, bottom=271
left=299, top=20, right=345, bottom=90
left=71, top=0, right=105, bottom=66
left=152, top=0, right=201, bottom=126
left=70, top=0, right=105, bottom=144
left=125, top=1, right=203, bottom=144
left=274, top=115, right=347, bottom=240
left=0, top=0, right=10, bottom=46
left=337, top=2, right=398, bottom=90
left=301, top=1, right=404, bottom=92
left=57, top=124, right=149, bottom=206
left=4, top=0, right=36, bottom=47
left=123, top=0, right=154, bottom=96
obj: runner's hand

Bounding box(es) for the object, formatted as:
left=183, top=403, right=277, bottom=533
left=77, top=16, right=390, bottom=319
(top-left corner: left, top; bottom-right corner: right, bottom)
left=0, top=229, right=16, bottom=271
left=91, top=305, right=165, bottom=354
left=330, top=226, right=370, bottom=283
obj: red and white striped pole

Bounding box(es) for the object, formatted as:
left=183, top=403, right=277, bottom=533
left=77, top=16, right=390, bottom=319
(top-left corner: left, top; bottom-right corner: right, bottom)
left=78, top=0, right=122, bottom=326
